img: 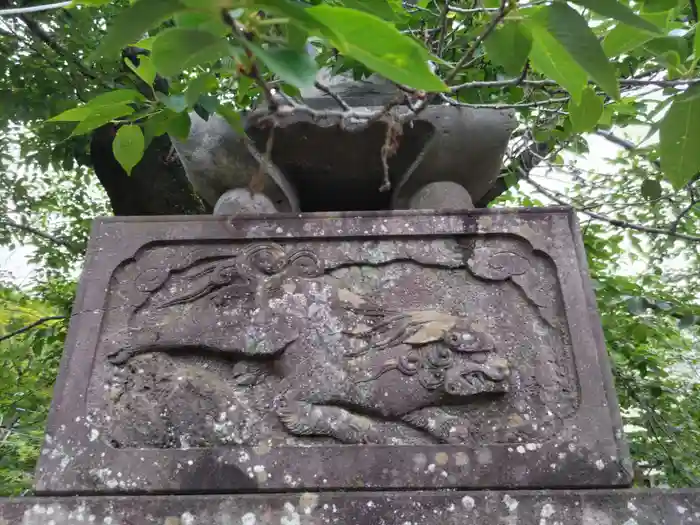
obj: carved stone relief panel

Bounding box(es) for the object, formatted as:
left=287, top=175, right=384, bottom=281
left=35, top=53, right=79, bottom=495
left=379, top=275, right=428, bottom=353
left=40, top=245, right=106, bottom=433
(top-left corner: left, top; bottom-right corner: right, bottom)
left=35, top=210, right=631, bottom=494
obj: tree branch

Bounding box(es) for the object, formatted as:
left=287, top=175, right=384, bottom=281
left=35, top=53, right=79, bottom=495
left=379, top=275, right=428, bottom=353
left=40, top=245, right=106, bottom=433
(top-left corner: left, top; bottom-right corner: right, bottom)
left=440, top=93, right=569, bottom=109
left=0, top=316, right=65, bottom=343
left=444, top=0, right=510, bottom=85
left=448, top=6, right=500, bottom=14
left=452, top=76, right=700, bottom=92
left=521, top=168, right=700, bottom=242
left=0, top=20, right=89, bottom=101
left=436, top=0, right=451, bottom=56
left=0, top=1, right=70, bottom=16
left=669, top=190, right=698, bottom=233
left=313, top=80, right=350, bottom=111
left=18, top=13, right=100, bottom=82
left=595, top=129, right=661, bottom=169
left=476, top=138, right=553, bottom=206
left=0, top=217, right=82, bottom=252
left=222, top=9, right=279, bottom=111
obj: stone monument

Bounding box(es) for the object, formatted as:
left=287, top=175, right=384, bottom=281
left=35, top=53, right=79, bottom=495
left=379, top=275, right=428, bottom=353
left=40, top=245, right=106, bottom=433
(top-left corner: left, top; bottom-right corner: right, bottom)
left=2, top=77, right=700, bottom=525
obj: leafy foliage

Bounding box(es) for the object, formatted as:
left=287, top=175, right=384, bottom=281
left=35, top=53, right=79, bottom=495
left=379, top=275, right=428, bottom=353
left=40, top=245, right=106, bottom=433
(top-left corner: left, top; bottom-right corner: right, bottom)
left=0, top=283, right=69, bottom=495
left=0, top=0, right=699, bottom=495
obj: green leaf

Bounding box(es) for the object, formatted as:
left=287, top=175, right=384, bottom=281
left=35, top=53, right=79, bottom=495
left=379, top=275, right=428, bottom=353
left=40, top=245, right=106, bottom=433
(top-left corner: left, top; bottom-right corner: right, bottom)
left=244, top=42, right=318, bottom=89
left=143, top=110, right=178, bottom=147
left=217, top=103, right=245, bottom=134
left=174, top=11, right=229, bottom=36
left=256, top=0, right=329, bottom=33
left=185, top=74, right=219, bottom=107
left=112, top=125, right=144, bottom=176
left=568, top=0, right=662, bottom=34
left=166, top=111, right=191, bottom=140
left=603, top=11, right=669, bottom=57
left=134, top=36, right=156, bottom=51
left=526, top=21, right=588, bottom=103
left=156, top=93, right=188, bottom=113
left=89, top=0, right=186, bottom=61
left=342, top=0, right=399, bottom=21
left=676, top=85, right=700, bottom=103
left=645, top=36, right=690, bottom=61
left=641, top=179, right=663, bottom=200
left=643, top=0, right=679, bottom=12
left=660, top=87, right=700, bottom=188
left=530, top=3, right=619, bottom=100
left=179, top=0, right=229, bottom=8
left=88, top=89, right=145, bottom=107
left=568, top=87, right=604, bottom=132
left=70, top=104, right=135, bottom=136
left=307, top=5, right=447, bottom=92
left=198, top=94, right=219, bottom=115
left=484, top=21, right=532, bottom=76
left=48, top=106, right=96, bottom=122
left=124, top=55, right=157, bottom=86
left=151, top=28, right=234, bottom=77
left=287, top=24, right=309, bottom=50
left=599, top=105, right=614, bottom=127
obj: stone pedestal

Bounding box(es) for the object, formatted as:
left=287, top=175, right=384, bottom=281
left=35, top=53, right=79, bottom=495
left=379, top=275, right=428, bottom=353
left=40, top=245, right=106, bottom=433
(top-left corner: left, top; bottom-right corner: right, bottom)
left=3, top=210, right=696, bottom=523
left=3, top=490, right=700, bottom=524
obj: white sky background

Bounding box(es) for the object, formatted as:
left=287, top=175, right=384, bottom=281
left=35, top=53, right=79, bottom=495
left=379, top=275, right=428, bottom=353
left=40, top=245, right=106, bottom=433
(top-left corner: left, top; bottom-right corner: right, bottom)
left=1, top=244, right=35, bottom=283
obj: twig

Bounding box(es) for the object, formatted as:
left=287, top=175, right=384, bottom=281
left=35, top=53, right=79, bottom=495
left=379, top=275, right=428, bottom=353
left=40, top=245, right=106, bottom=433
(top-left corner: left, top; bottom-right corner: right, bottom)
left=451, top=69, right=529, bottom=93
left=313, top=80, right=350, bottom=111
left=0, top=218, right=82, bottom=251
left=440, top=93, right=570, bottom=109
left=0, top=317, right=65, bottom=343
left=529, top=77, right=700, bottom=88
left=451, top=76, right=700, bottom=92
left=0, top=1, right=71, bottom=16
left=436, top=0, right=451, bottom=56
left=595, top=129, right=661, bottom=169
left=521, top=168, right=700, bottom=242
left=668, top=192, right=699, bottom=233
left=447, top=6, right=500, bottom=14
left=476, top=140, right=553, bottom=206
left=404, top=4, right=439, bottom=17
left=444, top=0, right=510, bottom=86
left=401, top=0, right=512, bottom=121
left=222, top=10, right=278, bottom=111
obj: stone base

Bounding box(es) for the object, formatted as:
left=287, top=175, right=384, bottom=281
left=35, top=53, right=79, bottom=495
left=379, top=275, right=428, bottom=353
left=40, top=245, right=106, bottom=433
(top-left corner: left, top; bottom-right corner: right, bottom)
left=2, top=490, right=699, bottom=524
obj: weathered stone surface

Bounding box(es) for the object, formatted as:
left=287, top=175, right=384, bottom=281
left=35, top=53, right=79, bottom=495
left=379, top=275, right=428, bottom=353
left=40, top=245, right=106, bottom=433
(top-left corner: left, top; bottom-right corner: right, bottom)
left=35, top=209, right=631, bottom=494
left=3, top=490, right=700, bottom=524
left=173, top=105, right=515, bottom=213
left=409, top=181, right=474, bottom=210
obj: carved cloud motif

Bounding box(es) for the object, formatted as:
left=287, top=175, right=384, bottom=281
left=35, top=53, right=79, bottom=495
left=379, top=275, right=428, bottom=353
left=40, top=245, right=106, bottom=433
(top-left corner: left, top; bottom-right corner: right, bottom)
left=107, top=242, right=324, bottom=364
left=466, top=245, right=557, bottom=326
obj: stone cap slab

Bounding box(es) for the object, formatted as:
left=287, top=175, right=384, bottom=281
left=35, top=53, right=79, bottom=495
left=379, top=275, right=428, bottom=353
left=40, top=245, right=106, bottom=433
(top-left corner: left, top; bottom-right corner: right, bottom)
left=3, top=489, right=700, bottom=524
left=35, top=209, right=631, bottom=494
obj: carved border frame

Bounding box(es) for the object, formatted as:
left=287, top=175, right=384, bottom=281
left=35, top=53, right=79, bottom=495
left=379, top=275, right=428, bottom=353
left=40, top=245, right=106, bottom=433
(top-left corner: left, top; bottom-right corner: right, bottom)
left=35, top=208, right=632, bottom=494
